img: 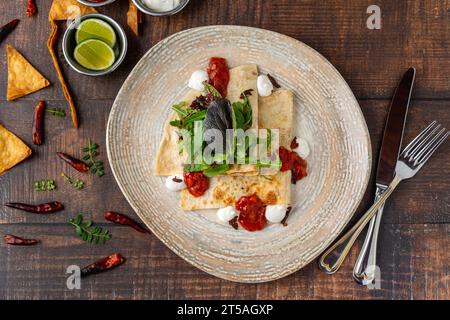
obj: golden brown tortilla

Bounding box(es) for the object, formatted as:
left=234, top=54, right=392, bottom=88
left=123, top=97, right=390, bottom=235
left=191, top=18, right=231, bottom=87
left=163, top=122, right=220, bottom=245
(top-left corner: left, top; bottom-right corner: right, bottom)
left=180, top=172, right=291, bottom=210
left=0, top=124, right=32, bottom=176
left=6, top=45, right=50, bottom=101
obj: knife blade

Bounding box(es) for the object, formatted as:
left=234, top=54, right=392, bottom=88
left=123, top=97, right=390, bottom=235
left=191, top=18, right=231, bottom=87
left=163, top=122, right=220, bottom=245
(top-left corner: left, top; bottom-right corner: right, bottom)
left=376, top=67, right=416, bottom=186
left=352, top=67, right=416, bottom=284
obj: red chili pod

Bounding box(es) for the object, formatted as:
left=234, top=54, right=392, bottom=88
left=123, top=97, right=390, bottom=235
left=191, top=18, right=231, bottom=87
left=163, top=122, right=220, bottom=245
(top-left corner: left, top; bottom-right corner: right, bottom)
left=104, top=211, right=149, bottom=234
left=57, top=152, right=90, bottom=173
left=81, top=253, right=125, bottom=278
left=32, top=100, right=45, bottom=145
left=5, top=201, right=64, bottom=213
left=4, top=234, right=39, bottom=245
left=0, top=19, right=19, bottom=44
left=26, top=0, right=38, bottom=17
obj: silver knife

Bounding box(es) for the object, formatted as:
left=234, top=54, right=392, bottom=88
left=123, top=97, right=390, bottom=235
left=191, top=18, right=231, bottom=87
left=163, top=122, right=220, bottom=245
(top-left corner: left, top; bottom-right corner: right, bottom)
left=352, top=67, right=416, bottom=285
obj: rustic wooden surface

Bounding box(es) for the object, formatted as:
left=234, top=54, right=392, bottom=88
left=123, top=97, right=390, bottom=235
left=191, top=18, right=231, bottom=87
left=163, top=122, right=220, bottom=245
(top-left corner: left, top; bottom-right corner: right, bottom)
left=0, top=0, right=449, bottom=299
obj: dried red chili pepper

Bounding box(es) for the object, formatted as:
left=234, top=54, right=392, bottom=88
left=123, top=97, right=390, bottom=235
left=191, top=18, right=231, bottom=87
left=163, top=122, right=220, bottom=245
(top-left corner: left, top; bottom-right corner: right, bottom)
left=0, top=19, right=19, bottom=45
left=5, top=201, right=64, bottom=213
left=57, top=152, right=90, bottom=172
left=32, top=100, right=45, bottom=145
left=26, top=0, right=38, bottom=17
left=104, top=211, right=149, bottom=234
left=4, top=234, right=39, bottom=245
left=81, top=253, right=125, bottom=277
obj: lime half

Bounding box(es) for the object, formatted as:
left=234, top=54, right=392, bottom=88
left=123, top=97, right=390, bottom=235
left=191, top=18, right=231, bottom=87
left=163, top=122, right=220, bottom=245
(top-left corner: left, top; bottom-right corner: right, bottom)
left=74, top=39, right=116, bottom=71
left=75, top=18, right=117, bottom=48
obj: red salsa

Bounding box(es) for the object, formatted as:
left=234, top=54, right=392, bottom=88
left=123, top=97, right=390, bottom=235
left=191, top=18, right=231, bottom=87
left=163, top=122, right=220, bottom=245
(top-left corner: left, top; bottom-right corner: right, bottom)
left=235, top=194, right=267, bottom=231
left=279, top=146, right=307, bottom=184
left=207, top=57, right=230, bottom=97
left=183, top=172, right=209, bottom=197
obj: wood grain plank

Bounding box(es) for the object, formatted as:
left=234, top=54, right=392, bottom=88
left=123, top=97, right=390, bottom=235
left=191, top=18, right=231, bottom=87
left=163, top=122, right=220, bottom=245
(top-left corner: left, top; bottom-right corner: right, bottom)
left=1, top=100, right=448, bottom=225
left=0, top=0, right=448, bottom=101
left=0, top=223, right=447, bottom=299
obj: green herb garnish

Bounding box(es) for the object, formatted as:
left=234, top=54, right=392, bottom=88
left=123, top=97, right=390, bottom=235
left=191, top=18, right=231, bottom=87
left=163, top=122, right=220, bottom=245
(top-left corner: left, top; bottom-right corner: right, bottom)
left=34, top=179, right=56, bottom=191
left=81, top=140, right=105, bottom=177
left=70, top=214, right=111, bottom=244
left=203, top=81, right=222, bottom=98
left=46, top=108, right=66, bottom=117
left=232, top=93, right=252, bottom=130
left=61, top=172, right=84, bottom=190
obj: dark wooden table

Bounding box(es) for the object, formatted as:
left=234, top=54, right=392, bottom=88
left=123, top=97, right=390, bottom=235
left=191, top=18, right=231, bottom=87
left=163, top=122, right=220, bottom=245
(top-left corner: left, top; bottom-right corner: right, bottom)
left=0, top=0, right=448, bottom=300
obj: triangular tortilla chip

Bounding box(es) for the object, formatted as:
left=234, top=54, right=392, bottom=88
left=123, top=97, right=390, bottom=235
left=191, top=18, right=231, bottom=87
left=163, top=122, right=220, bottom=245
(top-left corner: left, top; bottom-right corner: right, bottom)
left=0, top=123, right=32, bottom=176
left=127, top=0, right=142, bottom=36
left=7, top=45, right=50, bottom=101
left=49, top=0, right=97, bottom=21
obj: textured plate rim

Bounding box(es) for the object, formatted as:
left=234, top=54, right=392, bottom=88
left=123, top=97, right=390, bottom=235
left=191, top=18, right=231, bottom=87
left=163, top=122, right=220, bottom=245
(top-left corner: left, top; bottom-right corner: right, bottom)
left=106, top=25, right=372, bottom=283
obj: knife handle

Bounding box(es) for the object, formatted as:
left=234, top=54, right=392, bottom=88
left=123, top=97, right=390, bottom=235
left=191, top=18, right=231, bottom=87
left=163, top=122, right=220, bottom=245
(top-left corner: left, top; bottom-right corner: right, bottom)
left=352, top=186, right=386, bottom=284
left=318, top=175, right=401, bottom=274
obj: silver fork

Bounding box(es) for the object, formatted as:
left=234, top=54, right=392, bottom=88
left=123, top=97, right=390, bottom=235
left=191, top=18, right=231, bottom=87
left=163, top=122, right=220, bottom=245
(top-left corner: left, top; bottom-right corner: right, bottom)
left=318, top=121, right=449, bottom=275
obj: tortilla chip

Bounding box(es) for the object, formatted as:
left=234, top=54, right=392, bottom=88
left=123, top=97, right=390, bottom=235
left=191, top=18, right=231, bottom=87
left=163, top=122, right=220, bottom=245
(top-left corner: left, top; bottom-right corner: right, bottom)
left=0, top=124, right=32, bottom=176
left=48, top=0, right=95, bottom=128
left=49, top=0, right=96, bottom=21
left=7, top=45, right=50, bottom=101
left=127, top=0, right=142, bottom=36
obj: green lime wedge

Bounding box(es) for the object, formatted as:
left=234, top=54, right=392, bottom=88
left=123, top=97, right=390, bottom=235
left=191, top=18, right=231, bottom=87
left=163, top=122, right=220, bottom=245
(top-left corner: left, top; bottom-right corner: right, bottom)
left=75, top=18, right=117, bottom=48
left=74, top=39, right=116, bottom=71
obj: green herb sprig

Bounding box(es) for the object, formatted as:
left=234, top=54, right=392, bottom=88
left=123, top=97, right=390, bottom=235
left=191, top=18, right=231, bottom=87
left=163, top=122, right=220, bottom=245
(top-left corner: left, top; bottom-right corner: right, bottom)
left=81, top=140, right=105, bottom=177
left=34, top=179, right=56, bottom=191
left=46, top=108, right=66, bottom=117
left=61, top=172, right=84, bottom=190
left=70, top=214, right=111, bottom=244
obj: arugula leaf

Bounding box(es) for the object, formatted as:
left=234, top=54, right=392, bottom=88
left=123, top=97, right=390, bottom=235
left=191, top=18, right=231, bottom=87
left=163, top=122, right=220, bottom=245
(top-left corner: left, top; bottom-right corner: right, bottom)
left=203, top=81, right=222, bottom=98
left=184, top=163, right=210, bottom=172
left=203, top=164, right=230, bottom=177
left=171, top=101, right=188, bottom=117
left=232, top=94, right=252, bottom=130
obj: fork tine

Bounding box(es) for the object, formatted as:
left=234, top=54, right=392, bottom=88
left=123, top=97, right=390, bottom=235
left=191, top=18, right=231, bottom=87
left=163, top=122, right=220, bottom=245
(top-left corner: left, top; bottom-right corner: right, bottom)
left=403, top=121, right=437, bottom=156
left=412, top=127, right=446, bottom=162
left=415, top=130, right=449, bottom=166
left=406, top=123, right=441, bottom=159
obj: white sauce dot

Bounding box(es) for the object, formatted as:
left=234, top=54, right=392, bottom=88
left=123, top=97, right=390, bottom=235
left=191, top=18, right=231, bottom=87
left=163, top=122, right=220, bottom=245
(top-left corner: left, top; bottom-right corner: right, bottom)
left=217, top=206, right=238, bottom=223
left=293, top=138, right=310, bottom=158
left=265, top=204, right=288, bottom=223
left=257, top=75, right=274, bottom=97
left=165, top=175, right=186, bottom=191
left=188, top=70, right=208, bottom=92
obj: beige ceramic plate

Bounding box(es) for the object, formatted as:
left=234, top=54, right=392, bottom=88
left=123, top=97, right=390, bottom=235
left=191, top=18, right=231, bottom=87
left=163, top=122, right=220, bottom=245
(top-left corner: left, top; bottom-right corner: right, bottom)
left=106, top=26, right=371, bottom=283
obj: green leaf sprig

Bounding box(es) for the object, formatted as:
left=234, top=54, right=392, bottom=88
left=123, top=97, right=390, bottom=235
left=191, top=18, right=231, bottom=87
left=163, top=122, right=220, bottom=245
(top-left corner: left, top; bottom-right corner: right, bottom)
left=69, top=214, right=111, bottom=244
left=34, top=179, right=56, bottom=191
left=61, top=172, right=84, bottom=190
left=203, top=81, right=222, bottom=98
left=46, top=108, right=66, bottom=117
left=81, top=140, right=105, bottom=177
